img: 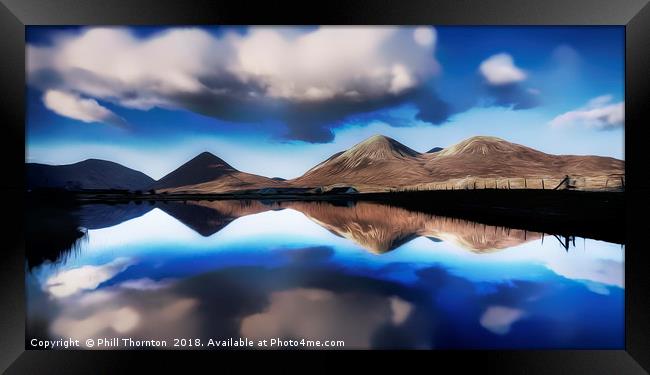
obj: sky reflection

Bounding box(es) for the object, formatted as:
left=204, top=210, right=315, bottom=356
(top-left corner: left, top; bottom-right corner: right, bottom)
left=27, top=204, right=624, bottom=349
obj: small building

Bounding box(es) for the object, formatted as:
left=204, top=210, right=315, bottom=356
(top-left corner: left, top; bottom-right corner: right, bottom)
left=328, top=186, right=358, bottom=194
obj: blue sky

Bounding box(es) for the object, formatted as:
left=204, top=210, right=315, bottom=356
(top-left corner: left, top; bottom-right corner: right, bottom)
left=26, top=26, right=624, bottom=179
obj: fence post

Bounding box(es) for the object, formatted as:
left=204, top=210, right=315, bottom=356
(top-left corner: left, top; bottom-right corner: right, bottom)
left=554, top=175, right=569, bottom=190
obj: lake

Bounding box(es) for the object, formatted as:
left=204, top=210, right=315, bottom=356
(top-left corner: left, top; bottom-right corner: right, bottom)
left=26, top=199, right=624, bottom=349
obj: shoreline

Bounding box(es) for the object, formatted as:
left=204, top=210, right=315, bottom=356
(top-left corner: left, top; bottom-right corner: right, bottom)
left=27, top=189, right=625, bottom=245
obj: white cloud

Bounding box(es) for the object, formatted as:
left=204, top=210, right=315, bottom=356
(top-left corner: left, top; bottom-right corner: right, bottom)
left=479, top=53, right=527, bottom=85
left=479, top=306, right=525, bottom=335
left=544, top=256, right=623, bottom=289
left=44, top=257, right=134, bottom=298
left=28, top=27, right=440, bottom=137
left=390, top=296, right=413, bottom=324
left=42, top=90, right=126, bottom=127
left=389, top=64, right=416, bottom=94
left=52, top=306, right=141, bottom=339
left=232, top=27, right=437, bottom=101
left=240, top=288, right=414, bottom=348
left=27, top=26, right=448, bottom=143
left=413, top=27, right=436, bottom=47
left=586, top=94, right=614, bottom=108
left=549, top=95, right=624, bottom=130
left=119, top=278, right=174, bottom=291
left=49, top=287, right=198, bottom=342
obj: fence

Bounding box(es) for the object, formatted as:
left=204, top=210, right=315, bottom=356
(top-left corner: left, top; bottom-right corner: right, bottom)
left=397, top=175, right=625, bottom=192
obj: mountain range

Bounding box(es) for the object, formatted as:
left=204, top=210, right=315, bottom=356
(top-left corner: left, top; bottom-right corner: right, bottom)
left=291, top=135, right=624, bottom=192
left=26, top=135, right=625, bottom=193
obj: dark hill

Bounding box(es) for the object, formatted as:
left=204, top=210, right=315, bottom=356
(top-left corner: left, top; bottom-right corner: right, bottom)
left=27, top=159, right=154, bottom=191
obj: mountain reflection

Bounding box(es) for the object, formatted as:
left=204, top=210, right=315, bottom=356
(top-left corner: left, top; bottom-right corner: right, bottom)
left=157, top=200, right=543, bottom=253
left=26, top=199, right=625, bottom=349
left=279, top=201, right=542, bottom=253
left=25, top=199, right=597, bottom=269
left=156, top=200, right=271, bottom=236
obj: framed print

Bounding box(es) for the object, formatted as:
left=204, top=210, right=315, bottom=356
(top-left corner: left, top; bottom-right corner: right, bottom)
left=1, top=0, right=649, bottom=373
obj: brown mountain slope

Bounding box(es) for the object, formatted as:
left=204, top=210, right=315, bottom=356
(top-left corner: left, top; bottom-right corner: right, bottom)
left=153, top=135, right=624, bottom=194
left=421, top=136, right=624, bottom=179
left=154, top=152, right=285, bottom=194
left=290, top=135, right=429, bottom=190
left=289, top=135, right=624, bottom=192
left=282, top=201, right=541, bottom=253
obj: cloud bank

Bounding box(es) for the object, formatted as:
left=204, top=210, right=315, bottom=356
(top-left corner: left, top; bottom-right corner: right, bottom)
left=28, top=26, right=449, bottom=142
left=550, top=95, right=624, bottom=130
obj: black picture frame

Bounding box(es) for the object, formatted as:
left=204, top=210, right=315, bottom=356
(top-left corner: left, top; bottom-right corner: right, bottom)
left=1, top=0, right=649, bottom=373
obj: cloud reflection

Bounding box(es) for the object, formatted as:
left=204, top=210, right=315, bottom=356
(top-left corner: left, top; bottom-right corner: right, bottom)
left=479, top=306, right=526, bottom=335
left=240, top=288, right=413, bottom=348
left=45, top=257, right=134, bottom=298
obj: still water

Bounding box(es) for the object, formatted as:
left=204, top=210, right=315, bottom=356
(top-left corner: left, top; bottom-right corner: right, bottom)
left=26, top=200, right=624, bottom=349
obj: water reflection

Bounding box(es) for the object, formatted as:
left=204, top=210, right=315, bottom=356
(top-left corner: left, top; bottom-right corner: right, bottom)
left=26, top=200, right=624, bottom=349
left=279, top=201, right=543, bottom=253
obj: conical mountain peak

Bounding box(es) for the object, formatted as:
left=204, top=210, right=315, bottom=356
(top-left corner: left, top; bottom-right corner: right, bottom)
left=153, top=151, right=237, bottom=189
left=189, top=151, right=234, bottom=168
left=341, top=134, right=420, bottom=160
left=436, top=136, right=534, bottom=157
